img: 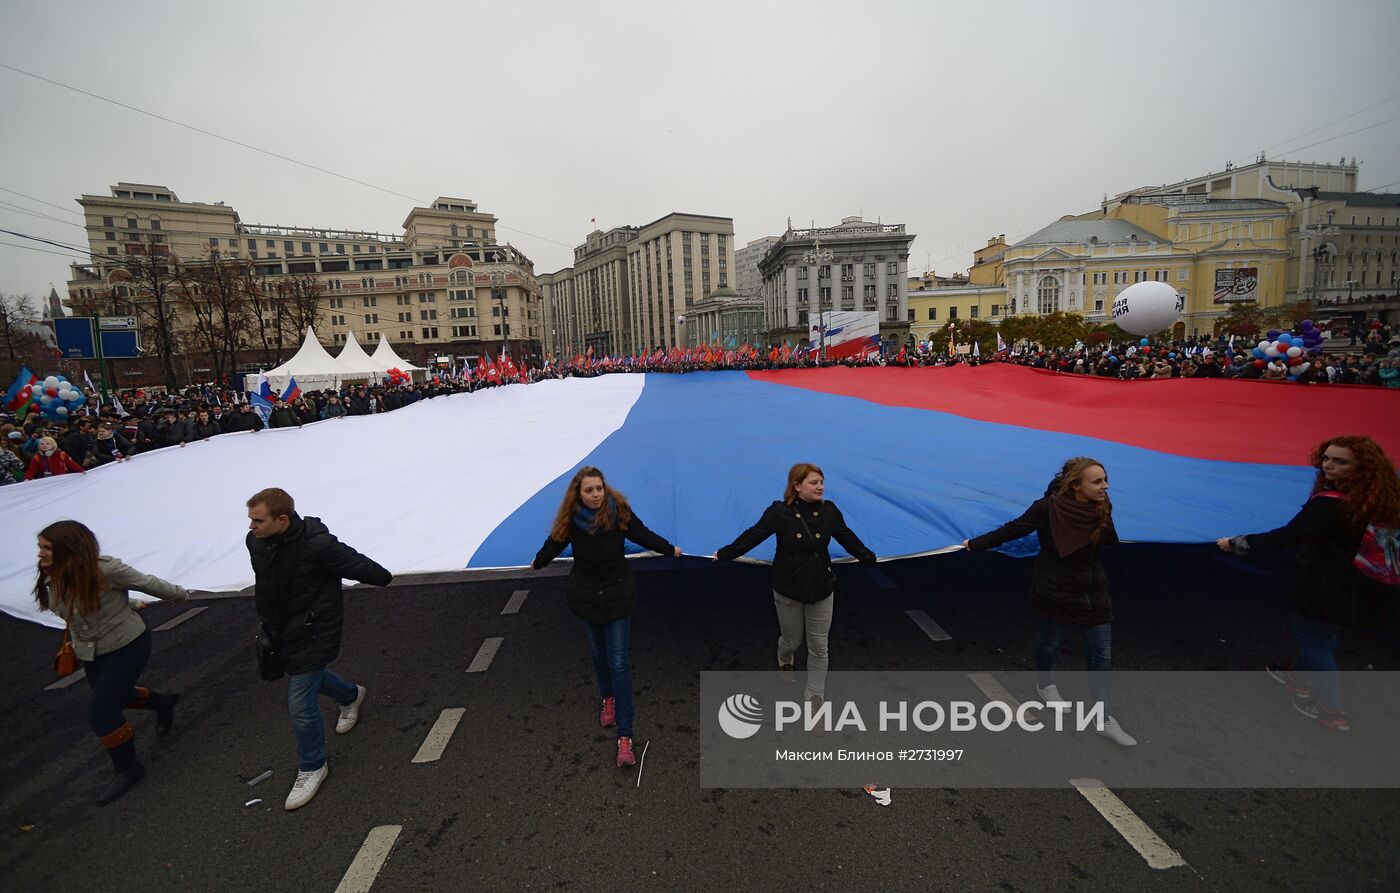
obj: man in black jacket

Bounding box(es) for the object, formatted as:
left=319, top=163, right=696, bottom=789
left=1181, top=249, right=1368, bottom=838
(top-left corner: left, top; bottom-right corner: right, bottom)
left=182, top=409, right=222, bottom=442
left=246, top=487, right=392, bottom=810
left=223, top=402, right=265, bottom=433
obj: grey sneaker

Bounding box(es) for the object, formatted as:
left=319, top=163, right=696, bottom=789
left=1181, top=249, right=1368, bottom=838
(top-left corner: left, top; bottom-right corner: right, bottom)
left=1037, top=684, right=1070, bottom=709
left=1096, top=715, right=1137, bottom=747
left=284, top=764, right=328, bottom=810
left=336, top=685, right=366, bottom=734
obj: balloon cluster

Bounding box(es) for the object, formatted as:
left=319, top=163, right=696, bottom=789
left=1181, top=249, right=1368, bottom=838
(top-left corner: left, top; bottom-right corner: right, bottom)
left=385, top=367, right=409, bottom=386
left=19, top=374, right=89, bottom=421
left=1249, top=323, right=1323, bottom=378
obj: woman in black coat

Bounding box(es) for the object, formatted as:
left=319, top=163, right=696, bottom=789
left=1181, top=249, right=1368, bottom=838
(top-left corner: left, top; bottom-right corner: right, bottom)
left=1217, top=435, right=1400, bottom=732
left=716, top=463, right=877, bottom=706
left=532, top=466, right=680, bottom=769
left=964, top=456, right=1136, bottom=746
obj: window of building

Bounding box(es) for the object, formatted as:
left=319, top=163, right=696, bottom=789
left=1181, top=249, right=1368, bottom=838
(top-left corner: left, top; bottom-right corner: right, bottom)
left=353, top=245, right=361, bottom=253
left=285, top=241, right=294, bottom=253
left=1037, top=276, right=1060, bottom=315
left=797, top=287, right=808, bottom=303
left=840, top=264, right=853, bottom=280
left=991, top=304, right=1000, bottom=317
left=927, top=307, right=937, bottom=320
left=797, top=266, right=807, bottom=280
left=1095, top=298, right=1105, bottom=311
left=319, top=243, right=329, bottom=253
left=949, top=307, right=959, bottom=319
left=127, top=217, right=138, bottom=229
left=102, top=216, right=113, bottom=227
left=887, top=284, right=898, bottom=298
left=970, top=306, right=980, bottom=318
left=422, top=327, right=438, bottom=339
left=864, top=285, right=875, bottom=299
left=336, top=244, right=346, bottom=255
left=887, top=261, right=898, bottom=275
left=365, top=313, right=378, bottom=324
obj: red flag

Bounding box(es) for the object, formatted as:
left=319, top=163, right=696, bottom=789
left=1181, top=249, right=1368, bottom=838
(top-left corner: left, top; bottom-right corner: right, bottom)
left=896, top=345, right=907, bottom=363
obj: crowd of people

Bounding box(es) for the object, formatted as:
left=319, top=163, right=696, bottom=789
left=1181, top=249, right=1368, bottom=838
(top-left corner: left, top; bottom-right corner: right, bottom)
left=32, top=437, right=1400, bottom=811
left=4, top=327, right=1398, bottom=486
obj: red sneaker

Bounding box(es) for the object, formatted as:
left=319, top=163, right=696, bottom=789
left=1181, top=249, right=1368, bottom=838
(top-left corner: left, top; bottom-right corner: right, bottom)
left=616, top=736, right=636, bottom=768
left=600, top=697, right=616, bottom=729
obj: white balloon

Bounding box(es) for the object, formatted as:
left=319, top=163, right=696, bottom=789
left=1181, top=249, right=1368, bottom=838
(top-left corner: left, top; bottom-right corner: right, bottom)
left=1257, top=340, right=1270, bottom=351
left=43, top=376, right=60, bottom=389
left=1111, top=281, right=1182, bottom=336
left=1286, top=346, right=1303, bottom=358
left=55, top=406, right=69, bottom=416
left=1265, top=346, right=1280, bottom=358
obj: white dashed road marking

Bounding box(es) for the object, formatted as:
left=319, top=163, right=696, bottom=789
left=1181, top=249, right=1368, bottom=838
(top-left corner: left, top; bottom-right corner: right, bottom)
left=864, top=567, right=897, bottom=590
left=1070, top=779, right=1189, bottom=870
left=412, top=708, right=466, bottom=763
left=966, top=672, right=1188, bottom=871
left=904, top=609, right=952, bottom=642
left=466, top=637, right=504, bottom=673
left=501, top=590, right=529, bottom=614
left=334, top=824, right=403, bottom=893
left=44, top=669, right=86, bottom=691
left=153, top=606, right=208, bottom=631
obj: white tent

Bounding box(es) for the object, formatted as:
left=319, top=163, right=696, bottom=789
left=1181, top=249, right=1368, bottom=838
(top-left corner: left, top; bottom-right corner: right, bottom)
left=243, top=327, right=369, bottom=393
left=370, top=335, right=424, bottom=372
left=336, top=331, right=389, bottom=375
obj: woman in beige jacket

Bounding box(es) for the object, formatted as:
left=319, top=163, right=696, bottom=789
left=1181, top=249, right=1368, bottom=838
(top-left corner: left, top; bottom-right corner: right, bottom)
left=36, top=520, right=192, bottom=805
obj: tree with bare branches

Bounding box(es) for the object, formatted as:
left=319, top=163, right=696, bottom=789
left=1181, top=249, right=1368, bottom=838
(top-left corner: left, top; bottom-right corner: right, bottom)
left=114, top=234, right=183, bottom=388
left=179, top=250, right=254, bottom=384
left=0, top=292, right=39, bottom=360
left=281, top=273, right=324, bottom=344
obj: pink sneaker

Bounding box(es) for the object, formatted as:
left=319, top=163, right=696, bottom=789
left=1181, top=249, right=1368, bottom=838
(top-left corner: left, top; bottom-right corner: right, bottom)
left=600, top=697, right=616, bottom=728
left=616, top=736, right=636, bottom=768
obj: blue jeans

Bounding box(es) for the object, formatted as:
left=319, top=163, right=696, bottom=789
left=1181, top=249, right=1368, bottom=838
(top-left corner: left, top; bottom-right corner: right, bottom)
left=581, top=617, right=633, bottom=738
left=1291, top=612, right=1342, bottom=712
left=1034, top=619, right=1113, bottom=716
left=287, top=666, right=359, bottom=771
left=83, top=630, right=151, bottom=739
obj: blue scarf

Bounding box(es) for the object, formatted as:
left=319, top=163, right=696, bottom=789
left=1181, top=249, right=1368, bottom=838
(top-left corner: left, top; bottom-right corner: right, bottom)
left=573, top=497, right=617, bottom=533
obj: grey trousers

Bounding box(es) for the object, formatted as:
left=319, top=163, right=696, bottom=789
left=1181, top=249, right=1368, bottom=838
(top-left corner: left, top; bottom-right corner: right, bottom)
left=773, top=591, right=834, bottom=699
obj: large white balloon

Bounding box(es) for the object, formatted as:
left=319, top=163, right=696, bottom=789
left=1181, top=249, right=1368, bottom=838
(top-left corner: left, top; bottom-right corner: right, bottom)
left=1111, top=281, right=1183, bottom=336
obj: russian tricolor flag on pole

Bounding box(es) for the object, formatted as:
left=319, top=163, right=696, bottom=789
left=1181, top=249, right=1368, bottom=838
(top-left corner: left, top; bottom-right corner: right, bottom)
left=280, top=376, right=302, bottom=403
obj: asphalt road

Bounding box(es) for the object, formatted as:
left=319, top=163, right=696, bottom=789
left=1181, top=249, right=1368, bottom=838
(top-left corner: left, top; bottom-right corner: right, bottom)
left=2, top=544, right=1398, bottom=892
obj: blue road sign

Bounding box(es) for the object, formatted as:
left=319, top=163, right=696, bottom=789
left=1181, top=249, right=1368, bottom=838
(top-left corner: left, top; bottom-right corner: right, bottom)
left=100, top=330, right=141, bottom=358
left=54, top=317, right=96, bottom=359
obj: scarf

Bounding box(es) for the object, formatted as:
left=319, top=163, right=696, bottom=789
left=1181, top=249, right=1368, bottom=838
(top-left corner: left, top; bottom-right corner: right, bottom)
left=573, top=497, right=617, bottom=533
left=1047, top=493, right=1104, bottom=557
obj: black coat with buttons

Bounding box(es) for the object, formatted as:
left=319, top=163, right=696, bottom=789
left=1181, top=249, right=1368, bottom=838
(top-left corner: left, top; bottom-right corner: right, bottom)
left=533, top=513, right=676, bottom=623
left=717, top=499, right=878, bottom=603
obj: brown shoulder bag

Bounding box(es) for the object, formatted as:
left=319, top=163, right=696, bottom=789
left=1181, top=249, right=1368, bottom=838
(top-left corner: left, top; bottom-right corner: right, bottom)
left=52, top=603, right=77, bottom=678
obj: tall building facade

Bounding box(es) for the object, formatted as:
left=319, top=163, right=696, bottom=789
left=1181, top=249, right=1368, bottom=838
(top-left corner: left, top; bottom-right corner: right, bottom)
left=542, top=212, right=735, bottom=356
left=735, top=235, right=780, bottom=297
left=66, top=183, right=545, bottom=371
left=757, top=216, right=915, bottom=346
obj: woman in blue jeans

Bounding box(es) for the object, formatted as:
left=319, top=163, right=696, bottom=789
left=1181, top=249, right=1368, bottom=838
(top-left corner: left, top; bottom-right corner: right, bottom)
left=964, top=456, right=1136, bottom=746
left=1218, top=434, right=1400, bottom=731
left=533, top=466, right=680, bottom=768
left=35, top=520, right=191, bottom=804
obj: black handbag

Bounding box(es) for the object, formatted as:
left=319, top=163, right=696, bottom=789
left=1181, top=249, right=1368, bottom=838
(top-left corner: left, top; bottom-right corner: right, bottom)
left=255, top=625, right=285, bottom=681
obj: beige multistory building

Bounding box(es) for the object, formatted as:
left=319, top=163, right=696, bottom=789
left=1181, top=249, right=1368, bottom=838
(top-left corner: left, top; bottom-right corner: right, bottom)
left=66, top=183, right=545, bottom=373
left=543, top=213, right=735, bottom=357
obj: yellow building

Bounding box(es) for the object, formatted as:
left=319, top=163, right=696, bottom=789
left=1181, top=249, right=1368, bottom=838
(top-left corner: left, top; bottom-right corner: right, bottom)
left=906, top=285, right=1008, bottom=344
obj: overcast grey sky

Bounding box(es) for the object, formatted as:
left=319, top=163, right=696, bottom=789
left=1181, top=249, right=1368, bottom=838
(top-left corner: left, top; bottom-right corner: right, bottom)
left=2, top=0, right=1398, bottom=302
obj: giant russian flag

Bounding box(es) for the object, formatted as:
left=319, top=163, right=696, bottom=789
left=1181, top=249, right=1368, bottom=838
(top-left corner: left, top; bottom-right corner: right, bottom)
left=2, top=366, right=1396, bottom=627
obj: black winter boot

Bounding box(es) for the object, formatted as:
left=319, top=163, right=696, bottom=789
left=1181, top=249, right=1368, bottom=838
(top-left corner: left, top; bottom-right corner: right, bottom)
left=97, top=728, right=145, bottom=806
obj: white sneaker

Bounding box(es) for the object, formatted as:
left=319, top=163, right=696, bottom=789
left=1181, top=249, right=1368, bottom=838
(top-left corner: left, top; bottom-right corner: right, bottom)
left=284, top=764, right=328, bottom=810
left=336, top=685, right=366, bottom=734
left=1096, top=715, right=1137, bottom=747
left=1036, top=684, right=1071, bottom=709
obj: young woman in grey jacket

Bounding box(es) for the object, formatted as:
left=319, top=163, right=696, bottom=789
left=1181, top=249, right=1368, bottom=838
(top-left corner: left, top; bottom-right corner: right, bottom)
left=35, top=520, right=192, bottom=805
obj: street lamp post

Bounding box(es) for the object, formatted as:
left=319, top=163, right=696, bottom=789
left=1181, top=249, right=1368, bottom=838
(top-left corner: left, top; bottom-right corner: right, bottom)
left=491, top=269, right=508, bottom=362
left=801, top=235, right=834, bottom=361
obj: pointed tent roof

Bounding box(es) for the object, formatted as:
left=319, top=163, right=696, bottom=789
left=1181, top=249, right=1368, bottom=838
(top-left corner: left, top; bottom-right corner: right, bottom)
left=370, top=336, right=424, bottom=372
left=336, top=330, right=388, bottom=374
left=265, top=327, right=367, bottom=380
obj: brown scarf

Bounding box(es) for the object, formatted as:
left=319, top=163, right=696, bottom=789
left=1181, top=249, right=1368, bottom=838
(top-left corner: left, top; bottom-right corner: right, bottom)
left=1048, top=493, right=1104, bottom=557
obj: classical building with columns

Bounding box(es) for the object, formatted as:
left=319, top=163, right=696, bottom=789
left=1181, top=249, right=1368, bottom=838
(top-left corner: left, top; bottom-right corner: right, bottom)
left=756, top=216, right=915, bottom=347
